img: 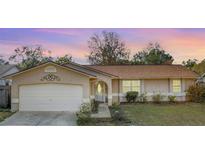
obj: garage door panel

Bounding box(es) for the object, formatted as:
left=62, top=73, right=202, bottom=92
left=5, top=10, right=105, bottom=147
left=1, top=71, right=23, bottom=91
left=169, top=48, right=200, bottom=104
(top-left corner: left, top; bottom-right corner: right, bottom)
left=20, top=103, right=81, bottom=111
left=19, top=84, right=83, bottom=111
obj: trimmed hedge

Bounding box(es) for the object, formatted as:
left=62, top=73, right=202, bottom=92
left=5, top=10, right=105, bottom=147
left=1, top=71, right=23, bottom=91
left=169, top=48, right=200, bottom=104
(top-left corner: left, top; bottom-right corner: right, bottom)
left=126, top=91, right=139, bottom=103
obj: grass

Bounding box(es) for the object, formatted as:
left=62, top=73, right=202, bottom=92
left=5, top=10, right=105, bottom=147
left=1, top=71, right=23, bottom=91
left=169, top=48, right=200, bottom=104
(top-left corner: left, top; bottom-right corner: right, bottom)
left=84, top=103, right=205, bottom=126
left=82, top=119, right=115, bottom=126
left=0, top=110, right=13, bottom=123
left=122, top=103, right=205, bottom=126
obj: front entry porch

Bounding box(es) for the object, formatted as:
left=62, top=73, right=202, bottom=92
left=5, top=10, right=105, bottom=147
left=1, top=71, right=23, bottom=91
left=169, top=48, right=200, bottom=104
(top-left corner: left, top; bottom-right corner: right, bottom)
left=90, top=78, right=113, bottom=106
left=95, top=81, right=108, bottom=103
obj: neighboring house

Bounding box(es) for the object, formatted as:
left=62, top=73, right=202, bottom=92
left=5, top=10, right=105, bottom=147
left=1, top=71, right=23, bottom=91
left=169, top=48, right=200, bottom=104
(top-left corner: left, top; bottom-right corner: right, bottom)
left=196, top=73, right=205, bottom=85
left=0, top=65, right=19, bottom=85
left=0, top=65, right=19, bottom=108
left=4, top=61, right=198, bottom=112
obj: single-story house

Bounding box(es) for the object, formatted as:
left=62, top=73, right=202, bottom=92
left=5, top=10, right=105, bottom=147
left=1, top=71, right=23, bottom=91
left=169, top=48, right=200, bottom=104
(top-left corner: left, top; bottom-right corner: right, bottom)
left=0, top=65, right=19, bottom=85
left=4, top=61, right=198, bottom=112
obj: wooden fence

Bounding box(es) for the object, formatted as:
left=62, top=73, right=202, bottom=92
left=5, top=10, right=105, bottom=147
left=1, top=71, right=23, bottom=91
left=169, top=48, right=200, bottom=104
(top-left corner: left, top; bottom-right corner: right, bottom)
left=0, top=86, right=10, bottom=108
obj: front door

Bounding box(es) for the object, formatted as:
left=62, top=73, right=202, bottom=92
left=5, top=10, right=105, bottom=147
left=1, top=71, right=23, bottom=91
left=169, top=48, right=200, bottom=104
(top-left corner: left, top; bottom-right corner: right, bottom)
left=95, top=82, right=107, bottom=103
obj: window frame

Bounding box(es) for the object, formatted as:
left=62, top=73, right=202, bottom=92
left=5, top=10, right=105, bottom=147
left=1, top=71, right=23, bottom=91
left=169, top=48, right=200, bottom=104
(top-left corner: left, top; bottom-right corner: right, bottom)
left=122, top=80, right=141, bottom=93
left=172, top=79, right=181, bottom=93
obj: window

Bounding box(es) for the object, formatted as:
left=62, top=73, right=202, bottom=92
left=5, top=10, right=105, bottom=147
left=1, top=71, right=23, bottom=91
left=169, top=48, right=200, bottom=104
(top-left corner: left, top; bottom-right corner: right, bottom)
left=97, top=83, right=102, bottom=94
left=172, top=80, right=181, bottom=93
left=122, top=80, right=140, bottom=93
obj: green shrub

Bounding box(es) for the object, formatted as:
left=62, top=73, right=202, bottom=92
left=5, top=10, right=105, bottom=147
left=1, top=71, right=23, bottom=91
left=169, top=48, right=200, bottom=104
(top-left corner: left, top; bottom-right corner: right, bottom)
left=91, top=100, right=99, bottom=113
left=186, top=85, right=205, bottom=103
left=110, top=103, right=124, bottom=121
left=139, top=93, right=147, bottom=103
left=152, top=93, right=164, bottom=104
left=112, top=110, right=124, bottom=121
left=76, top=103, right=92, bottom=125
left=168, top=95, right=176, bottom=103
left=126, top=91, right=139, bottom=103
left=111, top=102, right=120, bottom=110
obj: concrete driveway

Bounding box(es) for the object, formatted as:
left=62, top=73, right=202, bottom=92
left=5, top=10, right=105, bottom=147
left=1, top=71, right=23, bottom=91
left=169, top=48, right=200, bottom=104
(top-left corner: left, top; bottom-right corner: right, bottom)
left=0, top=111, right=77, bottom=126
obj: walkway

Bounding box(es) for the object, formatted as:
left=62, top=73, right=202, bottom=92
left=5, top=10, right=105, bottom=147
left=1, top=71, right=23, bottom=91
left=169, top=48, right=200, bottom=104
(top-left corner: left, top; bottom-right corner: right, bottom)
left=91, top=103, right=111, bottom=119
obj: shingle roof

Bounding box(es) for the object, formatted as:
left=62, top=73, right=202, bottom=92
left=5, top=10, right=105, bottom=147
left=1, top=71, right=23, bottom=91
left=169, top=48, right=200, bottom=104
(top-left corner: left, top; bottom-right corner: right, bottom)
left=0, top=65, right=16, bottom=77
left=85, top=64, right=199, bottom=79
left=3, top=62, right=97, bottom=78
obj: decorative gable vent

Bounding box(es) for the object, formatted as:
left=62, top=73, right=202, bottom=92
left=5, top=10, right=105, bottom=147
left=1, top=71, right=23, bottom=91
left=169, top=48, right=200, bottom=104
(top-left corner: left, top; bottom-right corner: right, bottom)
left=41, top=73, right=61, bottom=81
left=45, top=66, right=57, bottom=73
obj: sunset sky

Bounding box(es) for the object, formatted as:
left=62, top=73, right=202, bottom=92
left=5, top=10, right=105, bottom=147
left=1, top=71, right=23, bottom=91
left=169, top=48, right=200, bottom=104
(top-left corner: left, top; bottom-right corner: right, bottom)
left=0, top=28, right=205, bottom=64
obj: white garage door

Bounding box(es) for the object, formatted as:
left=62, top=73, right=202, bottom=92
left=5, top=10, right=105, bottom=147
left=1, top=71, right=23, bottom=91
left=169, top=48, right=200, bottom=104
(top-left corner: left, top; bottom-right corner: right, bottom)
left=19, top=84, right=83, bottom=111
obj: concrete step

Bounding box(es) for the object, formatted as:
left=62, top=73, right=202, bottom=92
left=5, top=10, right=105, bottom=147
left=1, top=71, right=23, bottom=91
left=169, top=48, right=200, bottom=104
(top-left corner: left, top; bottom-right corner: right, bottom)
left=91, top=104, right=111, bottom=120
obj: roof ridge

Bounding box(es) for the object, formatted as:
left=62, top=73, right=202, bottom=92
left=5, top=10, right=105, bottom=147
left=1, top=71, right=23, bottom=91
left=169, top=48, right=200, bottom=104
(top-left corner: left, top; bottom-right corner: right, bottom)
left=66, top=62, right=119, bottom=77
left=84, top=64, right=183, bottom=66
left=85, top=64, right=199, bottom=79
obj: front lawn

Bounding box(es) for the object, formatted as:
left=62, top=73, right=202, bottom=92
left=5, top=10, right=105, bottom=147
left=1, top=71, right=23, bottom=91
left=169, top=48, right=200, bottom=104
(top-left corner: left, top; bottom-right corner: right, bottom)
left=83, top=103, right=205, bottom=126
left=122, top=103, right=205, bottom=126
left=0, top=110, right=13, bottom=123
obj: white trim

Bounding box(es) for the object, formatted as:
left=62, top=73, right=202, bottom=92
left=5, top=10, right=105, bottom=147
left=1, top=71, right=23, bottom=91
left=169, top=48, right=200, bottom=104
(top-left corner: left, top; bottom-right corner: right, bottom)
left=108, top=95, right=112, bottom=99
left=11, top=98, right=19, bottom=104
left=90, top=95, right=95, bottom=99
left=5, top=62, right=96, bottom=78
left=112, top=92, right=186, bottom=97
left=83, top=98, right=90, bottom=103
left=112, top=93, right=125, bottom=97
left=140, top=92, right=186, bottom=97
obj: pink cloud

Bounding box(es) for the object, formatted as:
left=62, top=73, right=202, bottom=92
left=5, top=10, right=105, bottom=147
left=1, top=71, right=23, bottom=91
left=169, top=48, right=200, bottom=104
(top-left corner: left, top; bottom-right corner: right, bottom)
left=1, top=29, right=205, bottom=64
left=123, top=29, right=205, bottom=63
left=34, top=28, right=94, bottom=37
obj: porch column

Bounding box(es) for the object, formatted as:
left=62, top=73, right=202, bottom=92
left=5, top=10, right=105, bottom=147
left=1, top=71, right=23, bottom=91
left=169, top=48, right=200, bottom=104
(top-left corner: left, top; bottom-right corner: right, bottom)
left=107, top=79, right=112, bottom=106
left=89, top=79, right=96, bottom=101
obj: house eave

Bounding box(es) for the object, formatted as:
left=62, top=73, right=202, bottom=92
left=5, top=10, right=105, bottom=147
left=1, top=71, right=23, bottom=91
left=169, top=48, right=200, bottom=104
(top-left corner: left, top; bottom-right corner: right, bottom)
left=3, top=62, right=97, bottom=79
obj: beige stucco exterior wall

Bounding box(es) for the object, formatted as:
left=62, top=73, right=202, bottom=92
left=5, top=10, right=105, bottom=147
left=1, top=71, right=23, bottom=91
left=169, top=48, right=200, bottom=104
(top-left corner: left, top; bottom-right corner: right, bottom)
left=10, top=63, right=91, bottom=111
left=112, top=79, right=119, bottom=93
left=111, top=78, right=196, bottom=103
left=144, top=79, right=182, bottom=101
left=144, top=79, right=169, bottom=93
left=112, top=79, right=119, bottom=103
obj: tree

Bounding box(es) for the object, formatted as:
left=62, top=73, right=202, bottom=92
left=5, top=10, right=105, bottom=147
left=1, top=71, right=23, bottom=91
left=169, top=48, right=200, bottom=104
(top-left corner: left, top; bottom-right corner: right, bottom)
left=55, top=54, right=72, bottom=65
left=132, top=43, right=174, bottom=64
left=41, top=50, right=54, bottom=63
left=87, top=31, right=130, bottom=65
left=192, top=59, right=205, bottom=75
left=131, top=51, right=148, bottom=64
left=9, top=46, right=50, bottom=69
left=9, top=45, right=73, bottom=69
left=182, top=59, right=198, bottom=70
left=0, top=55, right=9, bottom=65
